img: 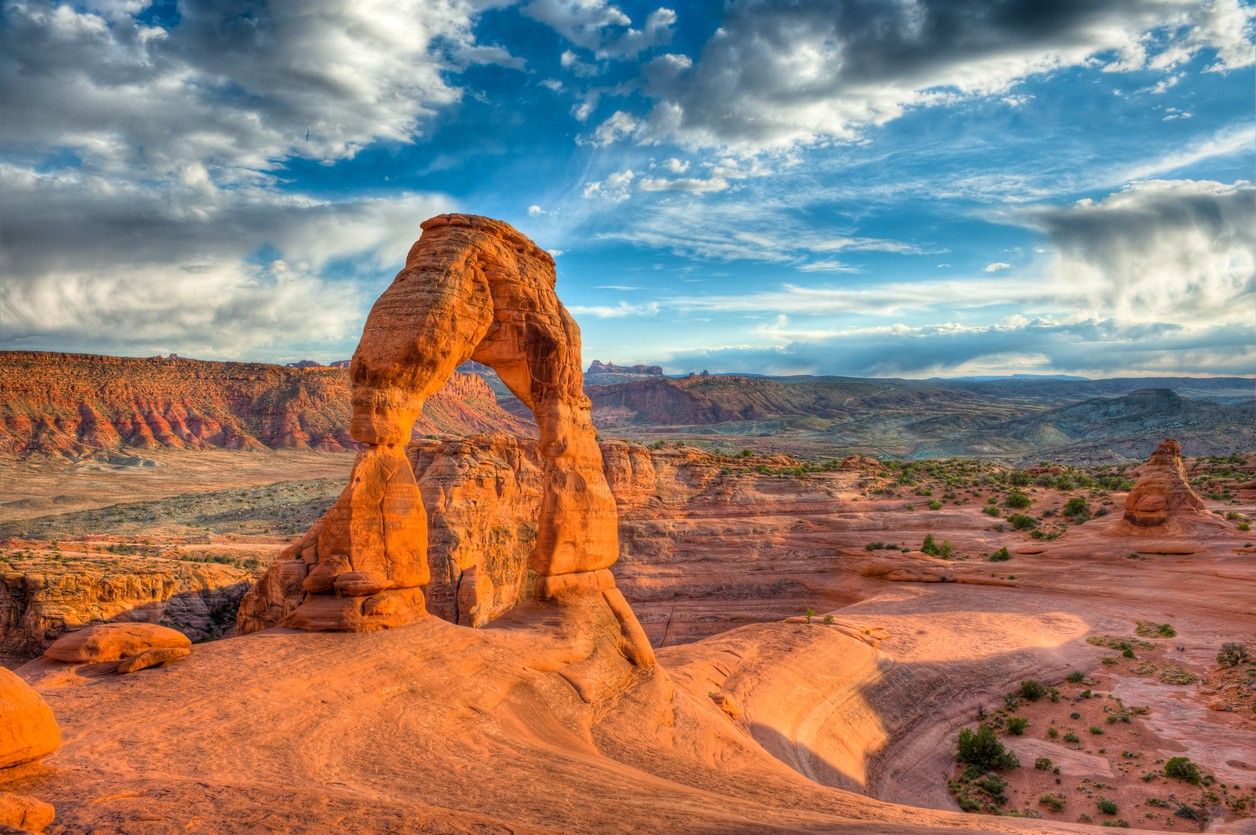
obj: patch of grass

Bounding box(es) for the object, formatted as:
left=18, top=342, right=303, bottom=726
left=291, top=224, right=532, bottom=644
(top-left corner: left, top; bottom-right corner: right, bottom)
left=1135, top=621, right=1176, bottom=638
left=1039, top=793, right=1066, bottom=813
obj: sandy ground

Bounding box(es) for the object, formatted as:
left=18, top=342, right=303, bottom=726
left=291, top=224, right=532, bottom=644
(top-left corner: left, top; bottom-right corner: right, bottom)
left=2, top=452, right=1254, bottom=832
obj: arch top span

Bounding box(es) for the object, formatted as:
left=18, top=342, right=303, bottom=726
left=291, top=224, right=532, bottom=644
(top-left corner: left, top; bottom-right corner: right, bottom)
left=259, top=214, right=653, bottom=666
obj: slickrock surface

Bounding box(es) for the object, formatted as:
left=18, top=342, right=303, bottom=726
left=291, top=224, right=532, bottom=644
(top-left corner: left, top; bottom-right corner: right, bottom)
left=0, top=351, right=528, bottom=458
left=0, top=554, right=250, bottom=659
left=251, top=215, right=651, bottom=664
left=43, top=622, right=191, bottom=663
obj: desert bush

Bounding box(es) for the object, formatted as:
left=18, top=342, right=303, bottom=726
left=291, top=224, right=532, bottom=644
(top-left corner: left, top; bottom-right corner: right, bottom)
left=1217, top=642, right=1249, bottom=667
left=1066, top=671, right=1085, bottom=683
left=1007, top=513, right=1037, bottom=530
left=956, top=724, right=1019, bottom=771
left=921, top=534, right=939, bottom=555
left=1007, top=716, right=1028, bottom=735
left=1097, top=799, right=1118, bottom=815
left=1019, top=680, right=1047, bottom=701
left=1005, top=490, right=1032, bottom=509
left=1164, top=756, right=1201, bottom=784
left=982, top=505, right=1001, bottom=517
left=1039, top=793, right=1066, bottom=812
left=928, top=499, right=942, bottom=510
left=988, top=547, right=1010, bottom=562
left=1034, top=757, right=1052, bottom=771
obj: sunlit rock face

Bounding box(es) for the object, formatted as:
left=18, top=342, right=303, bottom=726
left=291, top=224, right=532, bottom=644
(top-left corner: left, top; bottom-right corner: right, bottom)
left=237, top=215, right=652, bottom=665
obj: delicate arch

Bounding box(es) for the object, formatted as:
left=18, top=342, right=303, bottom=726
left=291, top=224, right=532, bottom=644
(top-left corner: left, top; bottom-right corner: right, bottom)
left=238, top=215, right=651, bottom=665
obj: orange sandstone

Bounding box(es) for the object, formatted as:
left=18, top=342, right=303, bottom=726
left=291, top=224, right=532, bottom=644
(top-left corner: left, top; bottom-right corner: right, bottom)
left=42, top=622, right=191, bottom=664
left=0, top=667, right=59, bottom=770
left=243, top=215, right=652, bottom=665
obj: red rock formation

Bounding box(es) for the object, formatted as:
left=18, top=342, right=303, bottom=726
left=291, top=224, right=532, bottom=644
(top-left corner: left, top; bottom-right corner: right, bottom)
left=253, top=215, right=652, bottom=665
left=43, top=622, right=191, bottom=663
left=1107, top=439, right=1224, bottom=536
left=0, top=790, right=55, bottom=832
left=0, top=352, right=529, bottom=457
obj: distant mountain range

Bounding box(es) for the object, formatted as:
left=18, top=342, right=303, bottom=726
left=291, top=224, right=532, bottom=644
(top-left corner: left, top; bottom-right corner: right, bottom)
left=1, top=351, right=1250, bottom=463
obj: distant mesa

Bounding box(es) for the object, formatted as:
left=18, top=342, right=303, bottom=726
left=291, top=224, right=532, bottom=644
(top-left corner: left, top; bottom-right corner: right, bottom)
left=587, top=360, right=663, bottom=377
left=285, top=359, right=325, bottom=369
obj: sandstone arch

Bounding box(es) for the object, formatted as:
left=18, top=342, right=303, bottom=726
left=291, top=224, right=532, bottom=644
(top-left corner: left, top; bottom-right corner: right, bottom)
left=246, top=215, right=652, bottom=665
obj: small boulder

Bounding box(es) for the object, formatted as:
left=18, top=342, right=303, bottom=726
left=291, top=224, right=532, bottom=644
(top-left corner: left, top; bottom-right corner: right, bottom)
left=43, top=622, right=191, bottom=664
left=117, top=646, right=191, bottom=674
left=0, top=791, right=55, bottom=832
left=0, top=667, right=60, bottom=770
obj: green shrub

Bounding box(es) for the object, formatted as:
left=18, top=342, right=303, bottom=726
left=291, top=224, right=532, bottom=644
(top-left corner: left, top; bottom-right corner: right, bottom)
left=921, top=534, right=939, bottom=556
left=1039, top=793, right=1066, bottom=813
left=1019, top=680, right=1047, bottom=701
left=1217, top=642, right=1249, bottom=667
left=1063, top=496, right=1089, bottom=517
left=1005, top=490, right=1032, bottom=509
left=1063, top=732, right=1080, bottom=744
left=1007, top=513, right=1037, bottom=530
left=1097, top=799, right=1118, bottom=815
left=988, top=547, right=1010, bottom=562
left=1066, top=671, right=1085, bottom=683
left=1089, top=725, right=1104, bottom=735
left=928, top=499, right=942, bottom=510
left=982, top=505, right=1001, bottom=517
left=1164, top=756, right=1201, bottom=784
left=956, top=724, right=1019, bottom=771
left=1007, top=716, right=1028, bottom=735
left=1034, top=757, right=1052, bottom=771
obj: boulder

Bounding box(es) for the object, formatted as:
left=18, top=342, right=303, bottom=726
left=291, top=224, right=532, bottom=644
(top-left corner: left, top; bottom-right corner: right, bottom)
left=0, top=791, right=55, bottom=832
left=0, top=667, right=59, bottom=770
left=117, top=646, right=191, bottom=674
left=43, top=622, right=191, bottom=663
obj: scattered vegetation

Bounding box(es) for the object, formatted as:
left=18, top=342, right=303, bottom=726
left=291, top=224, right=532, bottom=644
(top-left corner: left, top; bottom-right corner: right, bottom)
left=1217, top=642, right=1249, bottom=668
left=956, top=725, right=1019, bottom=771
left=1164, top=757, right=1201, bottom=784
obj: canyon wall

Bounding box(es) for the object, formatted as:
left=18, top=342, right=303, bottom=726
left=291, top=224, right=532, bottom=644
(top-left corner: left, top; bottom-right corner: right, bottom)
left=0, top=352, right=530, bottom=458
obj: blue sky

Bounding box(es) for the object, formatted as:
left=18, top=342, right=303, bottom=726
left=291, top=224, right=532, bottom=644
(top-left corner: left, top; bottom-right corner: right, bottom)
left=1, top=0, right=1253, bottom=378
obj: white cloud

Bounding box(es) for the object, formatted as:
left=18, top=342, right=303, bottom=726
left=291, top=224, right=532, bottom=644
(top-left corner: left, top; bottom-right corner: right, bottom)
left=528, top=204, right=545, bottom=216
left=581, top=168, right=636, bottom=201
left=525, top=1, right=675, bottom=59
left=0, top=166, right=454, bottom=358
left=568, top=301, right=660, bottom=318
left=616, top=0, right=1255, bottom=151
left=592, top=111, right=643, bottom=145
left=984, top=262, right=1012, bottom=272
left=1024, top=179, right=1256, bottom=328
left=1116, top=123, right=1254, bottom=181
left=638, top=175, right=728, bottom=193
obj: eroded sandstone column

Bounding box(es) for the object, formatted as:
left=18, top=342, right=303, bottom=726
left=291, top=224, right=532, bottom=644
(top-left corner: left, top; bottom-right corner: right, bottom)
left=258, top=214, right=653, bottom=665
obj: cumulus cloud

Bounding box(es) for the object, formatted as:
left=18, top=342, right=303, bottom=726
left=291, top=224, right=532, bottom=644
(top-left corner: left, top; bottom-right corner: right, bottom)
left=581, top=168, right=636, bottom=201
left=984, top=262, right=1012, bottom=272
left=525, top=0, right=675, bottom=59
left=0, top=0, right=496, bottom=359
left=622, top=0, right=1255, bottom=150
left=1025, top=179, right=1256, bottom=328
left=0, top=165, right=454, bottom=358
left=0, top=0, right=498, bottom=178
